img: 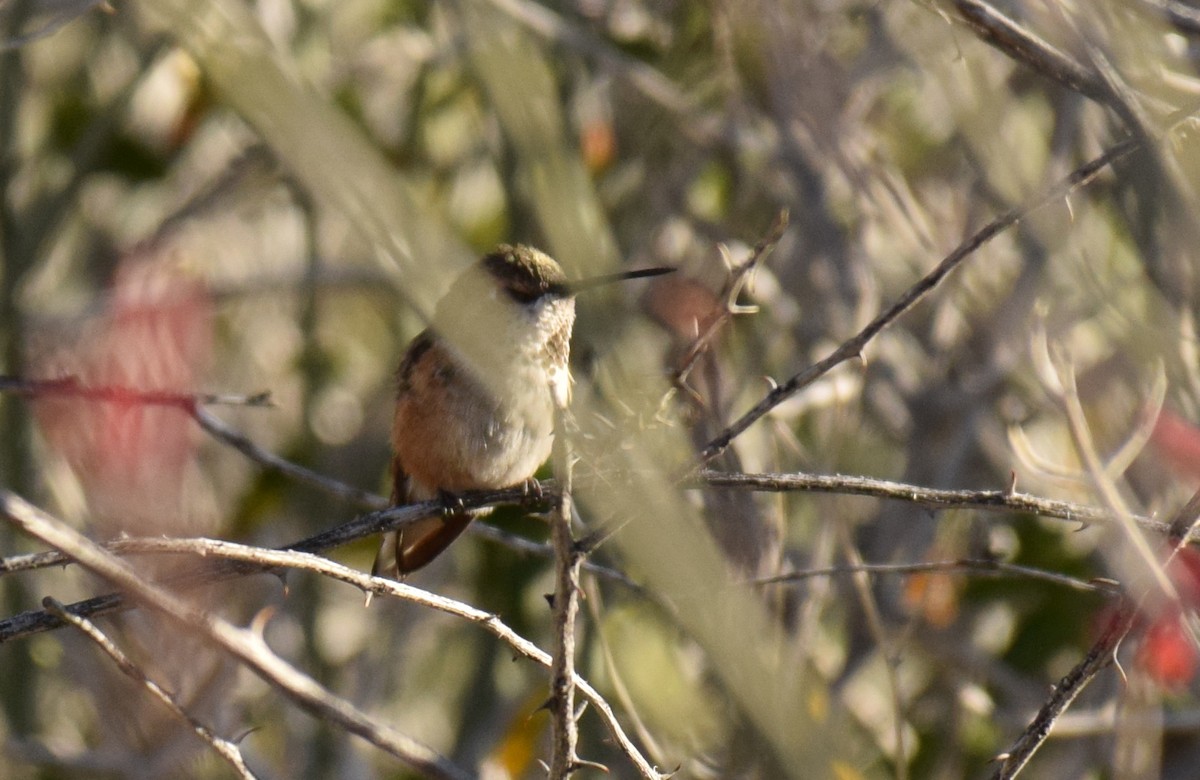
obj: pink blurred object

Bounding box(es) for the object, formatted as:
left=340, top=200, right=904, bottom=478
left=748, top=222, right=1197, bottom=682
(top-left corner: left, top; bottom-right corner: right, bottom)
left=33, top=253, right=213, bottom=538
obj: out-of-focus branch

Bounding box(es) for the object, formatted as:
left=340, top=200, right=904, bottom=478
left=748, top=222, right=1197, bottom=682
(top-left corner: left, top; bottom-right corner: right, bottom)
left=0, top=376, right=274, bottom=409
left=1139, top=0, right=1200, bottom=36
left=478, top=0, right=719, bottom=145
left=191, top=406, right=386, bottom=510
left=0, top=0, right=108, bottom=51
left=0, top=491, right=472, bottom=780
left=41, top=597, right=259, bottom=780
left=947, top=0, right=1113, bottom=106
left=750, top=559, right=1120, bottom=595
left=700, top=137, right=1138, bottom=461
left=673, top=210, right=788, bottom=391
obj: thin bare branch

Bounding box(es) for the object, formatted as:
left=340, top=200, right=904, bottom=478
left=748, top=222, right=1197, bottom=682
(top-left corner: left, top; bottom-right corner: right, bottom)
left=0, top=375, right=274, bottom=409
left=701, top=138, right=1139, bottom=461
left=0, top=515, right=643, bottom=595
left=990, top=603, right=1136, bottom=780
left=0, top=491, right=472, bottom=780
left=5, top=457, right=1166, bottom=643
left=750, top=559, right=1120, bottom=595
left=548, top=406, right=583, bottom=778
left=947, top=0, right=1113, bottom=106
left=697, top=470, right=1166, bottom=534
left=41, top=597, right=259, bottom=780
left=991, top=371, right=1200, bottom=779
left=191, top=406, right=386, bottom=510
left=673, top=210, right=788, bottom=391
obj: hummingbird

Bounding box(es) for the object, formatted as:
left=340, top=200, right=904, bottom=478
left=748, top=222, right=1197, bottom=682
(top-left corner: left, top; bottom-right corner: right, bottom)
left=372, top=244, right=672, bottom=578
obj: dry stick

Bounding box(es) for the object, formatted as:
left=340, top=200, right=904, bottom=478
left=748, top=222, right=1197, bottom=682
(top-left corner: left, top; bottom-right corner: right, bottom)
left=0, top=491, right=472, bottom=780
left=0, top=486, right=547, bottom=643
left=949, top=0, right=1114, bottom=106
left=700, top=138, right=1138, bottom=462
left=698, top=470, right=1167, bottom=535
left=990, top=602, right=1136, bottom=780
left=750, top=559, right=1120, bottom=596
left=0, top=375, right=274, bottom=410
left=0, top=513, right=642, bottom=594
left=548, top=407, right=584, bottom=777
left=674, top=210, right=788, bottom=391
left=23, top=532, right=664, bottom=780
left=41, top=597, right=260, bottom=780
left=192, top=406, right=386, bottom=510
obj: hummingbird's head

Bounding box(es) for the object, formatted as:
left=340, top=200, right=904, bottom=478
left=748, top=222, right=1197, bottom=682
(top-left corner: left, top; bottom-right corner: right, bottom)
left=433, top=244, right=673, bottom=374
left=432, top=244, right=577, bottom=379
left=480, top=244, right=571, bottom=305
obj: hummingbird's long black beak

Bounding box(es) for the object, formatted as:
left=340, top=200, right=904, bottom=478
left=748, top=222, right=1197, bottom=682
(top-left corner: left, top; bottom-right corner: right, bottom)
left=566, top=266, right=674, bottom=295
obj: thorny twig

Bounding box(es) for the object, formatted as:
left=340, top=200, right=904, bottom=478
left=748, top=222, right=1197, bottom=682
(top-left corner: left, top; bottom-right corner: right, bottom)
left=548, top=406, right=585, bottom=777
left=3, top=497, right=665, bottom=780
left=990, top=602, right=1137, bottom=780
left=42, top=596, right=260, bottom=780
left=0, top=491, right=473, bottom=780
left=698, top=470, right=1165, bottom=534
left=2, top=460, right=1172, bottom=642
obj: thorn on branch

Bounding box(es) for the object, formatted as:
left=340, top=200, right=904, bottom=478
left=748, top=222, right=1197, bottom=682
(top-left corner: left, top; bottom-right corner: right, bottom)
left=571, top=758, right=611, bottom=774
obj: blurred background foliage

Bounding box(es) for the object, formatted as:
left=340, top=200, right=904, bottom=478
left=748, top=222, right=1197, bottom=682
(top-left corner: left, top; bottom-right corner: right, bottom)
left=4, top=0, right=1200, bottom=778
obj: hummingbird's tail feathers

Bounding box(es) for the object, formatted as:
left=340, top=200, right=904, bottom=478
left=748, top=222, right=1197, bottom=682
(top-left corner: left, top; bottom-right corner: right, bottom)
left=395, top=512, right=475, bottom=574
left=369, top=513, right=476, bottom=581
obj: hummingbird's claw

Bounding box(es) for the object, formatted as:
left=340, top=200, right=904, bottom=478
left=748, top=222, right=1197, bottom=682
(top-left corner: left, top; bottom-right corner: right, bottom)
left=522, top=477, right=545, bottom=501
left=437, top=490, right=467, bottom=513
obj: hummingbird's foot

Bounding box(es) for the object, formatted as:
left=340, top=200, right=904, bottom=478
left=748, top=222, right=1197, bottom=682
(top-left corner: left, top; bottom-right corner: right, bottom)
left=437, top=489, right=467, bottom=514
left=521, top=477, right=545, bottom=501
